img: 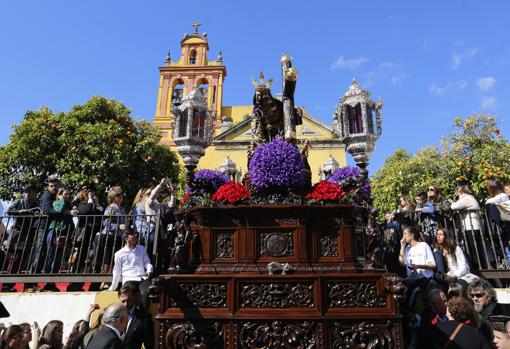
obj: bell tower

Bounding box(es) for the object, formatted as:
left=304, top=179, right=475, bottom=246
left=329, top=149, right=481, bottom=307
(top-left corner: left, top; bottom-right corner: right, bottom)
left=154, top=23, right=227, bottom=144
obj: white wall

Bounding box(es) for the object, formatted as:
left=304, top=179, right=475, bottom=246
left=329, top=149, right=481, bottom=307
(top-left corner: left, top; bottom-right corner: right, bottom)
left=0, top=292, right=97, bottom=340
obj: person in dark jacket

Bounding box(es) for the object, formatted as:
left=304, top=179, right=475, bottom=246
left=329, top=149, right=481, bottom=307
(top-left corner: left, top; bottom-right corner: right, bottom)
left=433, top=296, right=492, bottom=349
left=74, top=189, right=104, bottom=272
left=118, top=281, right=154, bottom=349
left=28, top=177, right=60, bottom=274
left=86, top=303, right=128, bottom=349
left=2, top=185, right=40, bottom=291
left=468, top=279, right=510, bottom=322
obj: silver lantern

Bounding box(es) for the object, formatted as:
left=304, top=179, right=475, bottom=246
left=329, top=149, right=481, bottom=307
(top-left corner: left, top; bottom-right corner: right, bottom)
left=173, top=87, right=215, bottom=185
left=319, top=155, right=340, bottom=180
left=218, top=156, right=239, bottom=181
left=333, top=79, right=383, bottom=181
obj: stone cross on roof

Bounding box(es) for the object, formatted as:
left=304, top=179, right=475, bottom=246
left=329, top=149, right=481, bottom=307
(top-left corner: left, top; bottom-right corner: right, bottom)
left=192, top=22, right=201, bottom=35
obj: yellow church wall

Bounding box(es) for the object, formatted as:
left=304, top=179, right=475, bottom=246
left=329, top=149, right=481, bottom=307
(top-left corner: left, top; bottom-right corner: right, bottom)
left=197, top=142, right=346, bottom=184
left=220, top=105, right=252, bottom=125
left=199, top=146, right=248, bottom=177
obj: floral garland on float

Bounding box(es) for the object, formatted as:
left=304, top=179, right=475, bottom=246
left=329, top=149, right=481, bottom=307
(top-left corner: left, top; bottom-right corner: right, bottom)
left=178, top=139, right=369, bottom=208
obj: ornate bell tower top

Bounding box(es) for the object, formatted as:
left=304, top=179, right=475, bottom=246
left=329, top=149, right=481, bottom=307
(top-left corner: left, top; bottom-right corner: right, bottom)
left=155, top=24, right=227, bottom=144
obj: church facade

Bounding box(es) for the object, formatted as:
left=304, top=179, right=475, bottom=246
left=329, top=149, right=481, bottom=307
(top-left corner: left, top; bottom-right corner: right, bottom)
left=153, top=25, right=346, bottom=183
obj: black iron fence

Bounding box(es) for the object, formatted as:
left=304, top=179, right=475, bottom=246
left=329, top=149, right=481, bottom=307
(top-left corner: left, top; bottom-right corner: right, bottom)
left=0, top=213, right=162, bottom=281
left=1, top=207, right=510, bottom=282
left=390, top=207, right=510, bottom=279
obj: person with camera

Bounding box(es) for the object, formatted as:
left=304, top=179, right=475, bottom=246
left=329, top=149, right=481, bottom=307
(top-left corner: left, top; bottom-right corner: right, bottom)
left=144, top=178, right=174, bottom=265
left=45, top=187, right=78, bottom=275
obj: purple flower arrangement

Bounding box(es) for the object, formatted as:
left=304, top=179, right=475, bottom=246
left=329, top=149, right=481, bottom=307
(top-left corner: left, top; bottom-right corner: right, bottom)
left=249, top=139, right=304, bottom=191
left=190, top=169, right=229, bottom=196
left=328, top=166, right=371, bottom=196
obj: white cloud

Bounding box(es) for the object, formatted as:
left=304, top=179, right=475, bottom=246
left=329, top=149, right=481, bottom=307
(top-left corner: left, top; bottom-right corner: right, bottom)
left=429, top=81, right=468, bottom=96
left=391, top=72, right=409, bottom=86
left=330, top=56, right=368, bottom=70
left=481, top=96, right=497, bottom=109
left=452, top=47, right=478, bottom=70
left=364, top=62, right=398, bottom=86
left=477, top=76, right=496, bottom=92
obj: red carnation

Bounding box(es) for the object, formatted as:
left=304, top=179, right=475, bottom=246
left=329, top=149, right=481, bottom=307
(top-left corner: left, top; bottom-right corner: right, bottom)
left=307, top=181, right=345, bottom=203
left=212, top=181, right=250, bottom=204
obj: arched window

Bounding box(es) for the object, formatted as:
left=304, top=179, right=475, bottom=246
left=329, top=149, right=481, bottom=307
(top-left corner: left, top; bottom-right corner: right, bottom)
left=196, top=78, right=209, bottom=101
left=172, top=80, right=185, bottom=106
left=189, top=49, right=197, bottom=65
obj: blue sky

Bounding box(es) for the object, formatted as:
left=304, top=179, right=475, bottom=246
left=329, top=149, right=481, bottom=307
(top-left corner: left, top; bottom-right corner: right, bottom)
left=1, top=1, right=509, bottom=173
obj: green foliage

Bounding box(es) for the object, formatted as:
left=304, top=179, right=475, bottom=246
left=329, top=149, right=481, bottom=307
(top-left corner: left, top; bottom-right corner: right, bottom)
left=371, top=114, right=510, bottom=216
left=0, top=96, right=181, bottom=202
left=442, top=115, right=510, bottom=198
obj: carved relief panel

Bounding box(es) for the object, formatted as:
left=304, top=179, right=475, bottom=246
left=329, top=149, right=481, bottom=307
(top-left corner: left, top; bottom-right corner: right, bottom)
left=320, top=231, right=339, bottom=257
left=258, top=231, right=294, bottom=258
left=327, top=281, right=386, bottom=308
left=168, top=282, right=227, bottom=308
left=162, top=320, right=227, bottom=349
left=214, top=231, right=234, bottom=259
left=240, top=282, right=314, bottom=308
left=239, top=321, right=316, bottom=349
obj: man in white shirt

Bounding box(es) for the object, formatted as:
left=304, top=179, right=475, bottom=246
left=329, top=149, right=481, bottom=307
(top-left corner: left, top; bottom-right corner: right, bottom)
left=108, top=230, right=153, bottom=310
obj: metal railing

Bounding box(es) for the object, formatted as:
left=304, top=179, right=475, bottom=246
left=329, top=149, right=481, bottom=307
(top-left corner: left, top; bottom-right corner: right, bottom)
left=391, top=207, right=510, bottom=278
left=0, top=213, right=162, bottom=282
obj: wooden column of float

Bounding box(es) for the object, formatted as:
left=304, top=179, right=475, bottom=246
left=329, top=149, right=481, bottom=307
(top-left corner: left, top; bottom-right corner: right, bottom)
left=152, top=205, right=404, bottom=349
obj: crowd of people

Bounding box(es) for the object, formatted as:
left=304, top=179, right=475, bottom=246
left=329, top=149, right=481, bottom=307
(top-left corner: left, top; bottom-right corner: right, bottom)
left=0, top=281, right=154, bottom=349
left=3, top=176, right=510, bottom=348
left=380, top=180, right=510, bottom=348
left=0, top=177, right=175, bottom=292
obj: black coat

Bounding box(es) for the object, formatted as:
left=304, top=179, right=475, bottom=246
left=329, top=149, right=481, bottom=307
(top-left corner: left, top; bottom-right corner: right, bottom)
left=432, top=320, right=492, bottom=349
left=481, top=301, right=510, bottom=322
left=86, top=326, right=122, bottom=349
left=122, top=306, right=154, bottom=349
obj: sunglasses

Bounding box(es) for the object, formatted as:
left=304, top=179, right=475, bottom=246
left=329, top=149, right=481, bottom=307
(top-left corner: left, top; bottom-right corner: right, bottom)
left=428, top=188, right=435, bottom=191
left=471, top=293, right=485, bottom=298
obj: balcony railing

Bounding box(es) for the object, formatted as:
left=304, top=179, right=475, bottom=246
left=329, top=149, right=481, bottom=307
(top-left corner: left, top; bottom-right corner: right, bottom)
left=0, top=213, right=163, bottom=283
left=391, top=207, right=510, bottom=279
left=1, top=207, right=509, bottom=283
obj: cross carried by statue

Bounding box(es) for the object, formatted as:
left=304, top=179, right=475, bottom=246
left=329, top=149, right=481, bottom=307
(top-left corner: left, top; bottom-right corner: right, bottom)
left=250, top=54, right=303, bottom=146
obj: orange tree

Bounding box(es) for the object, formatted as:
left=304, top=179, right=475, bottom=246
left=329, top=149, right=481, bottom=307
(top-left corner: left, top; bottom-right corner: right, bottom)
left=0, top=96, right=180, bottom=201
left=371, top=114, right=510, bottom=216
left=442, top=114, right=510, bottom=198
